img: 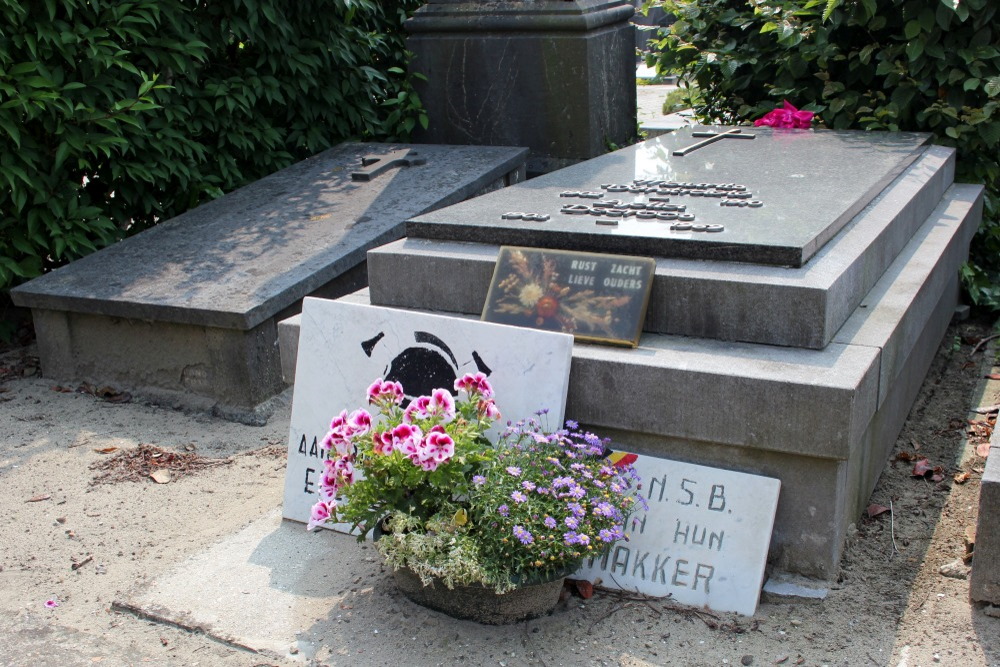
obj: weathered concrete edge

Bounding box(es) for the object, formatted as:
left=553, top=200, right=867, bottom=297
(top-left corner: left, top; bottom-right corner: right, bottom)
left=833, top=184, right=983, bottom=408
left=971, top=391, right=1000, bottom=604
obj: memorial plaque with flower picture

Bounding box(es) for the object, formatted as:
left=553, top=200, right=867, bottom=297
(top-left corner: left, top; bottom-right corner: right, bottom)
left=481, top=246, right=655, bottom=347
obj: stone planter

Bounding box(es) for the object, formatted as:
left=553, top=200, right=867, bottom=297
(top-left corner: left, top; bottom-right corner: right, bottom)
left=391, top=566, right=566, bottom=625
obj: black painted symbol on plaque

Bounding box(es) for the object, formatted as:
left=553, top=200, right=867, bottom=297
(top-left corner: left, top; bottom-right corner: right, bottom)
left=361, top=330, right=491, bottom=406
left=673, top=128, right=755, bottom=157
left=351, top=148, right=427, bottom=181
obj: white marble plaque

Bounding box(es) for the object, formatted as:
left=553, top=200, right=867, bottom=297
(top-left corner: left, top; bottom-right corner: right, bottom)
left=282, top=297, right=575, bottom=526
left=574, top=455, right=780, bottom=616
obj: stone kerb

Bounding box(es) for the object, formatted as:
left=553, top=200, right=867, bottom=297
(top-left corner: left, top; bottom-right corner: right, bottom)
left=972, top=399, right=1000, bottom=604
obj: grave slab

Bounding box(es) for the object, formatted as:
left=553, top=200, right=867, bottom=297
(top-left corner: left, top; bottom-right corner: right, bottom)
left=282, top=298, right=574, bottom=525
left=280, top=179, right=980, bottom=579
left=407, top=126, right=931, bottom=268
left=372, top=143, right=955, bottom=348
left=11, top=143, right=527, bottom=422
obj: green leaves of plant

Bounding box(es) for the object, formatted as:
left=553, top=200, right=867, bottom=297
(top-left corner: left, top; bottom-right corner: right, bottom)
left=0, top=0, right=426, bottom=291
left=644, top=0, right=1000, bottom=306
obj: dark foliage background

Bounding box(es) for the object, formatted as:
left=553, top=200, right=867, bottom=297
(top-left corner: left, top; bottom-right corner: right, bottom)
left=644, top=0, right=1000, bottom=307
left=0, top=0, right=425, bottom=293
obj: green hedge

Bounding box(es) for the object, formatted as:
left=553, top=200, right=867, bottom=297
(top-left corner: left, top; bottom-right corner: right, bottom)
left=644, top=0, right=1000, bottom=307
left=0, top=0, right=425, bottom=292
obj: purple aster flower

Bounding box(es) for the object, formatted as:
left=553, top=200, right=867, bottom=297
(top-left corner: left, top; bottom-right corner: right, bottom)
left=544, top=516, right=557, bottom=529
left=568, top=485, right=587, bottom=499
left=521, top=480, right=536, bottom=491
left=598, top=528, right=619, bottom=543
left=498, top=504, right=509, bottom=517
left=473, top=475, right=486, bottom=486
left=564, top=531, right=580, bottom=545
left=593, top=501, right=615, bottom=517
left=565, top=419, right=579, bottom=429
left=564, top=516, right=579, bottom=529
left=553, top=476, right=573, bottom=489
left=506, top=466, right=522, bottom=476
left=566, top=502, right=585, bottom=518
left=570, top=463, right=586, bottom=471
left=511, top=491, right=528, bottom=503
left=513, top=525, right=534, bottom=545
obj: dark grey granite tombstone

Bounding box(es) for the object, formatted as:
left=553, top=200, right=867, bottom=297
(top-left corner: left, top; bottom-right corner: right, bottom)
left=408, top=126, right=930, bottom=268
left=405, top=0, right=637, bottom=175
left=277, top=127, right=983, bottom=582
left=399, top=126, right=939, bottom=349
left=10, top=143, right=528, bottom=423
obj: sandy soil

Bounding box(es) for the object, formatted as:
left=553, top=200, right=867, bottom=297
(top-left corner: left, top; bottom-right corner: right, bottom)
left=1, top=315, right=999, bottom=667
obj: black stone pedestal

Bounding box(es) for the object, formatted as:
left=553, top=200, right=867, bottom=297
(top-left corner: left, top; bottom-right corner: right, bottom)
left=406, top=1, right=637, bottom=175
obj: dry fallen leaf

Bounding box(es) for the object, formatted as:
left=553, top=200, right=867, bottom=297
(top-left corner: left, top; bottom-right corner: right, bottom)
left=912, top=458, right=945, bottom=482
left=149, top=469, right=171, bottom=484
left=954, top=471, right=971, bottom=484
left=977, top=442, right=992, bottom=458
left=866, top=503, right=890, bottom=518
left=985, top=374, right=1000, bottom=380
left=93, top=447, right=118, bottom=454
left=896, top=451, right=919, bottom=462
left=565, top=578, right=594, bottom=599
left=26, top=493, right=51, bottom=503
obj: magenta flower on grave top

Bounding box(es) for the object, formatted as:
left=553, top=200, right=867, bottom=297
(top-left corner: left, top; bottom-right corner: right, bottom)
left=753, top=100, right=815, bottom=129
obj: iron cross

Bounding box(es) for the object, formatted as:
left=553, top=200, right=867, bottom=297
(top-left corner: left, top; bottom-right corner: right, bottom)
left=672, top=128, right=756, bottom=157
left=351, top=148, right=427, bottom=181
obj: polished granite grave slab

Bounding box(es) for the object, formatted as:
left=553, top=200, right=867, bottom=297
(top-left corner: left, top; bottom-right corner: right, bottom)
left=13, top=143, right=527, bottom=330
left=11, top=143, right=528, bottom=421
left=370, top=145, right=955, bottom=348
left=408, top=127, right=931, bottom=267
left=276, top=182, right=979, bottom=578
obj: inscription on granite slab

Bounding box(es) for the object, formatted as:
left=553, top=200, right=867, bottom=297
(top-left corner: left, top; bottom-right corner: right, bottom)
left=408, top=127, right=931, bottom=267
left=283, top=297, right=574, bottom=527
left=574, top=454, right=780, bottom=616
left=482, top=247, right=655, bottom=347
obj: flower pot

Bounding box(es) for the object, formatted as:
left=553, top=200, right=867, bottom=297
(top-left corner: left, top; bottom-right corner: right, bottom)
left=390, top=566, right=565, bottom=625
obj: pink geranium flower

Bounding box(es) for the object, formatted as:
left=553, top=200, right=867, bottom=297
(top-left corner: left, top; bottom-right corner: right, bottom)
left=753, top=100, right=814, bottom=129
left=426, top=389, right=456, bottom=422
left=372, top=430, right=394, bottom=455
left=347, top=409, right=372, bottom=436
left=454, top=372, right=494, bottom=399
left=367, top=378, right=404, bottom=406
left=422, top=430, right=455, bottom=464
left=307, top=499, right=336, bottom=531
left=391, top=423, right=423, bottom=458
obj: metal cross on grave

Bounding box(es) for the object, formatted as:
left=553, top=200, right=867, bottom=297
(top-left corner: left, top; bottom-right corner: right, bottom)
left=351, top=148, right=427, bottom=181
left=672, top=128, right=756, bottom=157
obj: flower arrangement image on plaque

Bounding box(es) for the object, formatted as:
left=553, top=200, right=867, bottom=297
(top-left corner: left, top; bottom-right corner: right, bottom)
left=482, top=246, right=655, bottom=347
